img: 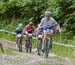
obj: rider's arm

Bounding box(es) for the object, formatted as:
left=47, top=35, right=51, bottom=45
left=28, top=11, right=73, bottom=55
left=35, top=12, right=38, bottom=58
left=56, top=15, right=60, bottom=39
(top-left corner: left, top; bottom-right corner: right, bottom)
left=52, top=18, right=60, bottom=31
left=32, top=25, right=35, bottom=29
left=55, top=23, right=60, bottom=32
left=34, top=28, right=37, bottom=36
left=23, top=27, right=25, bottom=33
left=23, top=25, right=28, bottom=34
left=51, top=17, right=60, bottom=32
left=40, top=18, right=44, bottom=26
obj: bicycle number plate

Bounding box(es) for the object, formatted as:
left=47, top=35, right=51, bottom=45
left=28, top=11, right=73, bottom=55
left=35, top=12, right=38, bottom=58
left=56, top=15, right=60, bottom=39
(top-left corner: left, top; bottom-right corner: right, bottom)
left=17, top=34, right=22, bottom=38
left=50, top=29, right=53, bottom=33
left=46, top=29, right=50, bottom=32
left=38, top=35, right=43, bottom=38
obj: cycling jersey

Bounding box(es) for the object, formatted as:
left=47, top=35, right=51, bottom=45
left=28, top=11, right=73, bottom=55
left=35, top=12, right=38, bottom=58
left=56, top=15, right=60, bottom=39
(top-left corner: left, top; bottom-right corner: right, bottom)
left=40, top=17, right=57, bottom=27
left=24, top=24, right=34, bottom=34
left=40, top=17, right=57, bottom=33
left=34, top=27, right=43, bottom=37
left=16, top=26, right=23, bottom=34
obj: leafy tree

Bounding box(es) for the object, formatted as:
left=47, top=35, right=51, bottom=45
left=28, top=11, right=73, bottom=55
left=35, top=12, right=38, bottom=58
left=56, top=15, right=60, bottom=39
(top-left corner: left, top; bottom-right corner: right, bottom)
left=0, top=0, right=75, bottom=38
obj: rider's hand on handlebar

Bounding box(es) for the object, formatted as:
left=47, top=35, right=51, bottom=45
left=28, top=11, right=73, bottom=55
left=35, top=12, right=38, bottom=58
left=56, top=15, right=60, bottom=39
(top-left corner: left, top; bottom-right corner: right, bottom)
left=55, top=28, right=62, bottom=33
left=59, top=28, right=62, bottom=32
left=25, top=31, right=28, bottom=35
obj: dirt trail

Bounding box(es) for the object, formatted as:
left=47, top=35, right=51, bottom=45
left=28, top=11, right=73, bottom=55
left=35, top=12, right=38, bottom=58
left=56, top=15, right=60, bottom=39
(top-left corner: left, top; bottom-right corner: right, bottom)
left=0, top=40, right=72, bottom=65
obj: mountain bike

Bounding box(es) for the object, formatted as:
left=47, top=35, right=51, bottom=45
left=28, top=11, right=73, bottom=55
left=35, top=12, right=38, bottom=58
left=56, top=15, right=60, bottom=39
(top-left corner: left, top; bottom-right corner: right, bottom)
left=44, top=28, right=53, bottom=58
left=37, top=34, right=43, bottom=55
left=25, top=34, right=32, bottom=53
left=17, top=34, right=22, bottom=52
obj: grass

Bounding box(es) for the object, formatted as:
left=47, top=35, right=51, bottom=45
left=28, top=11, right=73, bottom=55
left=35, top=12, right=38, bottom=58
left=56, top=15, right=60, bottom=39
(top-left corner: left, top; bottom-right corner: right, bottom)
left=53, top=33, right=75, bottom=45
left=0, top=32, right=15, bottom=55
left=32, top=38, right=37, bottom=48
left=0, top=32, right=16, bottom=41
left=41, top=64, right=49, bottom=65
left=50, top=44, right=75, bottom=58
left=0, top=46, right=14, bottom=55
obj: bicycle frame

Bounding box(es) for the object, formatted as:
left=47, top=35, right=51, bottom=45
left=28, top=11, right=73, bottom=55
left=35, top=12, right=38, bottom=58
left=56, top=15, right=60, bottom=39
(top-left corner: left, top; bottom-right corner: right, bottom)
left=17, top=36, right=22, bottom=52
left=37, top=37, right=42, bottom=55
left=25, top=34, right=32, bottom=53
left=44, top=33, right=51, bottom=58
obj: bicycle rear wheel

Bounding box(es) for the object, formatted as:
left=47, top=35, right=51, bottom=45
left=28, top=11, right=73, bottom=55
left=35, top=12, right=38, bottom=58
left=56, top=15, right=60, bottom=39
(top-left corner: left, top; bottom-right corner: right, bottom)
left=18, top=39, right=22, bottom=52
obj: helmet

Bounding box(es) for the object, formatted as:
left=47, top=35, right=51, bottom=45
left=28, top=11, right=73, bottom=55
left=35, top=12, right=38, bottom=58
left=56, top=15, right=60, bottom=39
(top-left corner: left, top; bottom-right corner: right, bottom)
left=29, top=22, right=33, bottom=25
left=38, top=24, right=42, bottom=28
left=45, top=11, right=52, bottom=17
left=18, top=23, right=23, bottom=27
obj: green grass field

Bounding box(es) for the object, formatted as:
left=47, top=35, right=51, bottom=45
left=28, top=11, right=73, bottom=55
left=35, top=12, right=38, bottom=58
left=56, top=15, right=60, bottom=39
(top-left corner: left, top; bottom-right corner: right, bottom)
left=0, top=46, right=14, bottom=55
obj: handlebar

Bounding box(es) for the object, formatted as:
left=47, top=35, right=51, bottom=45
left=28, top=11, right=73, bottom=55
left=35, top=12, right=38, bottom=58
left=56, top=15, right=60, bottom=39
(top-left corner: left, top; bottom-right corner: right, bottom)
left=23, top=33, right=35, bottom=37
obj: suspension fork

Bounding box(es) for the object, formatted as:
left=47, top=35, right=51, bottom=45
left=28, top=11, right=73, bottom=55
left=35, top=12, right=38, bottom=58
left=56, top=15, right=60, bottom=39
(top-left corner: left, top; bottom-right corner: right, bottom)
left=49, top=35, right=52, bottom=49
left=46, top=34, right=51, bottom=49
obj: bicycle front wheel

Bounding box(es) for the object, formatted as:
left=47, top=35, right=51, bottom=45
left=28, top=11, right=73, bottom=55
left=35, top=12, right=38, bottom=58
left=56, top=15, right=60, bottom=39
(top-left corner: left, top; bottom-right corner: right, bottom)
left=45, top=37, right=50, bottom=58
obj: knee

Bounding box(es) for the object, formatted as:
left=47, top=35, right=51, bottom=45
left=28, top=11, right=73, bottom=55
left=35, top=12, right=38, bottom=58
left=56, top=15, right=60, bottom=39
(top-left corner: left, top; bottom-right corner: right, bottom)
left=43, top=33, right=46, bottom=39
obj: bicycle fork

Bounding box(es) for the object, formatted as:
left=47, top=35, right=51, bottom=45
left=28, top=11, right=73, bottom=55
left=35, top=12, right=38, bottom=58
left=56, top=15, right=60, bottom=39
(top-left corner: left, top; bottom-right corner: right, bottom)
left=44, top=36, right=50, bottom=58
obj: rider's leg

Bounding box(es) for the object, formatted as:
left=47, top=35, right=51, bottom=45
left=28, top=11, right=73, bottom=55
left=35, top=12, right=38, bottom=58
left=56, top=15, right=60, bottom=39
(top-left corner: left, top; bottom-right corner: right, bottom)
left=18, top=38, right=20, bottom=44
left=16, top=34, right=21, bottom=48
left=16, top=37, right=18, bottom=44
left=36, top=38, right=39, bottom=48
left=29, top=38, right=32, bottom=53
left=16, top=37, right=20, bottom=48
left=49, top=28, right=54, bottom=49
left=16, top=37, right=18, bottom=48
left=42, top=31, right=46, bottom=49
left=20, top=37, right=22, bottom=44
left=42, top=26, right=47, bottom=49
left=50, top=35, right=52, bottom=49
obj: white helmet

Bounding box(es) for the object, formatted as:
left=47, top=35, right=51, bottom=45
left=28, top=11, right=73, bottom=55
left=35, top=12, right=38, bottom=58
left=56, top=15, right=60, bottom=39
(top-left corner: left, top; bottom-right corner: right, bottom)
left=18, top=23, right=23, bottom=27
left=45, top=11, right=52, bottom=17
left=38, top=24, right=42, bottom=28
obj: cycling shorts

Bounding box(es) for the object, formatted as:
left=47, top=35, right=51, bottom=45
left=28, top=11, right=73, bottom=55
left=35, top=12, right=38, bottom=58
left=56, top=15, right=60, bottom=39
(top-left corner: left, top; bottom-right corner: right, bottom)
left=43, top=26, right=54, bottom=33
left=16, top=34, right=22, bottom=38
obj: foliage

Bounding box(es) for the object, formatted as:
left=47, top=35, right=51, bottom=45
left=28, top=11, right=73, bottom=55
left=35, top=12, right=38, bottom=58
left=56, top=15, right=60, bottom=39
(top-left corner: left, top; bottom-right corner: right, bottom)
left=48, top=0, right=75, bottom=37
left=0, top=47, right=14, bottom=55
left=54, top=0, right=75, bottom=38
left=0, top=0, right=75, bottom=38
left=0, top=0, right=49, bottom=24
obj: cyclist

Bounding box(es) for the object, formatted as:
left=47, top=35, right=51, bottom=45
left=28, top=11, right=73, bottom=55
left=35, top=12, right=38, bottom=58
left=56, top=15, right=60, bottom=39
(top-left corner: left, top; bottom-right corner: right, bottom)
left=23, top=22, right=35, bottom=52
left=34, top=24, right=43, bottom=49
left=23, top=22, right=35, bottom=35
left=16, top=23, right=23, bottom=48
left=40, top=11, right=60, bottom=51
